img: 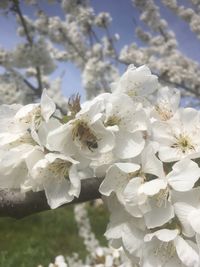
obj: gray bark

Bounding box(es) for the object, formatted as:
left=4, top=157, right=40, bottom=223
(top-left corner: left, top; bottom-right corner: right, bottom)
left=0, top=177, right=103, bottom=219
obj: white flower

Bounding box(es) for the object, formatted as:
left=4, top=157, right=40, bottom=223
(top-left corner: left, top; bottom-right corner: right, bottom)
left=128, top=177, right=174, bottom=228
left=0, top=89, right=56, bottom=150
left=30, top=153, right=81, bottom=209
left=152, top=108, right=200, bottom=162
left=152, top=86, right=180, bottom=121
left=143, top=229, right=199, bottom=267
left=15, top=88, right=56, bottom=127
left=111, top=65, right=159, bottom=103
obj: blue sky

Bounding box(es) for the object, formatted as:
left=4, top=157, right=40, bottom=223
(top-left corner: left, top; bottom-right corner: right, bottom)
left=0, top=0, right=199, bottom=100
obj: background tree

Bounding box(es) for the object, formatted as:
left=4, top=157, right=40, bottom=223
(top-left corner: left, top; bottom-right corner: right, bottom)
left=1, top=0, right=200, bottom=105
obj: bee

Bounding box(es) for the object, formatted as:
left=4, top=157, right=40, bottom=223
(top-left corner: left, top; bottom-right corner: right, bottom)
left=86, top=140, right=98, bottom=151
left=72, top=120, right=98, bottom=152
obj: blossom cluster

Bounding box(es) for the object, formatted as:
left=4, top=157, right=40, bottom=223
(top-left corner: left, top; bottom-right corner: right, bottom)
left=1, top=65, right=200, bottom=266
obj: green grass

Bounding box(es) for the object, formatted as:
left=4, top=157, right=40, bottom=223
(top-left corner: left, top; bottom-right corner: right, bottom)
left=0, top=204, right=109, bottom=267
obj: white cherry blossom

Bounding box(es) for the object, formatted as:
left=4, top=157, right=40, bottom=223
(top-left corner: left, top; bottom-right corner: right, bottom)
left=152, top=86, right=180, bottom=121
left=30, top=153, right=81, bottom=209
left=143, top=229, right=200, bottom=267
left=152, top=108, right=200, bottom=162
left=111, top=64, right=159, bottom=103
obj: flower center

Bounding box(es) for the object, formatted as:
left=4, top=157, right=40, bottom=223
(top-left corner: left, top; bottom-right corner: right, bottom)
left=125, top=80, right=142, bottom=98
left=33, top=107, right=43, bottom=129
left=48, top=159, right=71, bottom=179
left=19, top=106, right=42, bottom=129
left=155, top=104, right=173, bottom=121
left=171, top=134, right=195, bottom=153
left=127, top=88, right=138, bottom=98
left=104, top=115, right=121, bottom=127
left=9, top=131, right=37, bottom=148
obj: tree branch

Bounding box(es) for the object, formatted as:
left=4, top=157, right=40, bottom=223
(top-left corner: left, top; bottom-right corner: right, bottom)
left=0, top=177, right=103, bottom=219
left=11, top=0, right=43, bottom=96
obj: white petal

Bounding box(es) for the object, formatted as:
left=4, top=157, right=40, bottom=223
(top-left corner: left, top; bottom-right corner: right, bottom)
left=68, top=164, right=81, bottom=198
left=99, top=165, right=128, bottom=197
left=175, top=236, right=199, bottom=267
left=124, top=177, right=144, bottom=203
left=167, top=159, right=200, bottom=191
left=123, top=178, right=147, bottom=217
left=188, top=209, right=200, bottom=235
left=122, top=223, right=144, bottom=254
left=158, top=146, right=182, bottom=162
left=38, top=118, right=61, bottom=147
left=171, top=187, right=200, bottom=207
left=97, top=127, right=115, bottom=154
left=44, top=177, right=73, bottom=209
left=45, top=153, right=78, bottom=165
left=139, top=179, right=167, bottom=196
left=114, top=131, right=145, bottom=159
left=25, top=147, right=44, bottom=171
left=47, top=123, right=75, bottom=154
left=115, top=162, right=140, bottom=173
left=141, top=145, right=164, bottom=177
left=174, top=202, right=195, bottom=237
left=144, top=200, right=174, bottom=228
left=144, top=229, right=179, bottom=242
left=41, top=89, right=56, bottom=122
left=15, top=103, right=39, bottom=120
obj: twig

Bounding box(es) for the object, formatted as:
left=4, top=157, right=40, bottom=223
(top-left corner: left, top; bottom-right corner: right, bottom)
left=0, top=177, right=103, bottom=219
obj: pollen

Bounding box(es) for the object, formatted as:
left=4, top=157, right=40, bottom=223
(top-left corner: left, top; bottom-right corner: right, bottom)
left=156, top=188, right=169, bottom=208
left=9, top=131, right=37, bottom=147
left=171, top=134, right=195, bottom=154
left=33, top=107, right=43, bottom=128
left=155, top=104, right=173, bottom=121
left=126, top=81, right=141, bottom=98
left=48, top=159, right=71, bottom=179
left=104, top=115, right=121, bottom=127
left=127, top=89, right=138, bottom=98
left=19, top=106, right=42, bottom=129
